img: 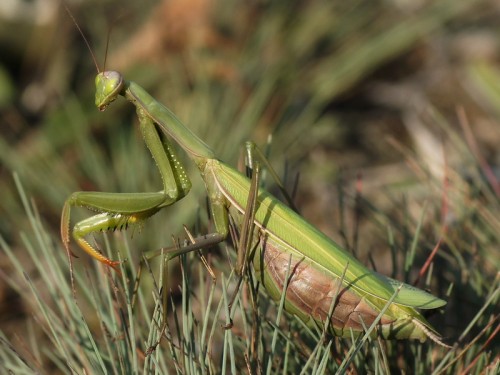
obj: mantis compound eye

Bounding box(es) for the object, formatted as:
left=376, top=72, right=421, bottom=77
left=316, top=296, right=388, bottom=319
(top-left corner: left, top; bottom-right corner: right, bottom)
left=95, top=71, right=124, bottom=111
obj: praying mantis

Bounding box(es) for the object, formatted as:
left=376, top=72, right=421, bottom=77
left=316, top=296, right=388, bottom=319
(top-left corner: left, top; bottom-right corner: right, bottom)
left=61, top=63, right=448, bottom=346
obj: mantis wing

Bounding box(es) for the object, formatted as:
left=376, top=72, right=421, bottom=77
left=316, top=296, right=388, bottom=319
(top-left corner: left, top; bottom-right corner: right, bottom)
left=212, top=161, right=446, bottom=309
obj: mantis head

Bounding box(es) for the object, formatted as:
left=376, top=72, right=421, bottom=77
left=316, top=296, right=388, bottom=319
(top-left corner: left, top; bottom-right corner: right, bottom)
left=95, top=71, right=124, bottom=111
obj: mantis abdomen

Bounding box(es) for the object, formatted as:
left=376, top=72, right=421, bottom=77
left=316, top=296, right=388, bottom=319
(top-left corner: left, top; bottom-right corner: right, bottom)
left=214, top=159, right=445, bottom=343
left=254, top=238, right=440, bottom=341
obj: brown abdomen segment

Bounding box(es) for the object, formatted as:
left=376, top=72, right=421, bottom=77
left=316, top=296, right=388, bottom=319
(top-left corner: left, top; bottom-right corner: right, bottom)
left=254, top=237, right=394, bottom=333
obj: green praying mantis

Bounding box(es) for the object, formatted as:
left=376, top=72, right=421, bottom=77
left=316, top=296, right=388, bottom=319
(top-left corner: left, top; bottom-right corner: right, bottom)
left=61, top=57, right=449, bottom=346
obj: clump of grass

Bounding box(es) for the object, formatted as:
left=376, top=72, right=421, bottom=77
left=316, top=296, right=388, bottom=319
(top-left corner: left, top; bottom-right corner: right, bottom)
left=1, top=118, right=498, bottom=373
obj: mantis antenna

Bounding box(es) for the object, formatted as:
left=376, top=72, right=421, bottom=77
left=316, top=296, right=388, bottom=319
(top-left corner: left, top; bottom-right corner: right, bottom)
left=64, top=5, right=101, bottom=74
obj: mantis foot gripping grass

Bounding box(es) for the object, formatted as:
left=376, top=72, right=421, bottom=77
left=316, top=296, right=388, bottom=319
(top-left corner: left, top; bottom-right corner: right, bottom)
left=61, top=68, right=449, bottom=346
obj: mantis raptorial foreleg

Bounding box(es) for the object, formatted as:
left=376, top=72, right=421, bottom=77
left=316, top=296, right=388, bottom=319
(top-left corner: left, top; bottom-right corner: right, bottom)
left=61, top=107, right=192, bottom=273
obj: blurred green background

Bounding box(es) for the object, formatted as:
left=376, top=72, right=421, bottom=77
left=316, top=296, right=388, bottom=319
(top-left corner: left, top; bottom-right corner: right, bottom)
left=0, top=0, right=498, bottom=373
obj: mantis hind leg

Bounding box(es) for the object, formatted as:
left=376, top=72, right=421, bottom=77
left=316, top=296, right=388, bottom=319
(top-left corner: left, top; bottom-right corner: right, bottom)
left=226, top=161, right=261, bottom=320
left=244, top=141, right=298, bottom=212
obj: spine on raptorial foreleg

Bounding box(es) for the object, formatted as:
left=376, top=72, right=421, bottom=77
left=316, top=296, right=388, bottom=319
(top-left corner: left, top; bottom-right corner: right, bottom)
left=62, top=191, right=160, bottom=272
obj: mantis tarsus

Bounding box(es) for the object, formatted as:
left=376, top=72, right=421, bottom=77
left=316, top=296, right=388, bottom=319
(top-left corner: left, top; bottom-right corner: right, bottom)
left=61, top=68, right=449, bottom=346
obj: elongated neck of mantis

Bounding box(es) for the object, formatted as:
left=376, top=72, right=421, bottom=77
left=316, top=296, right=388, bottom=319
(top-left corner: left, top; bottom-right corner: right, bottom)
left=124, top=81, right=216, bottom=168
